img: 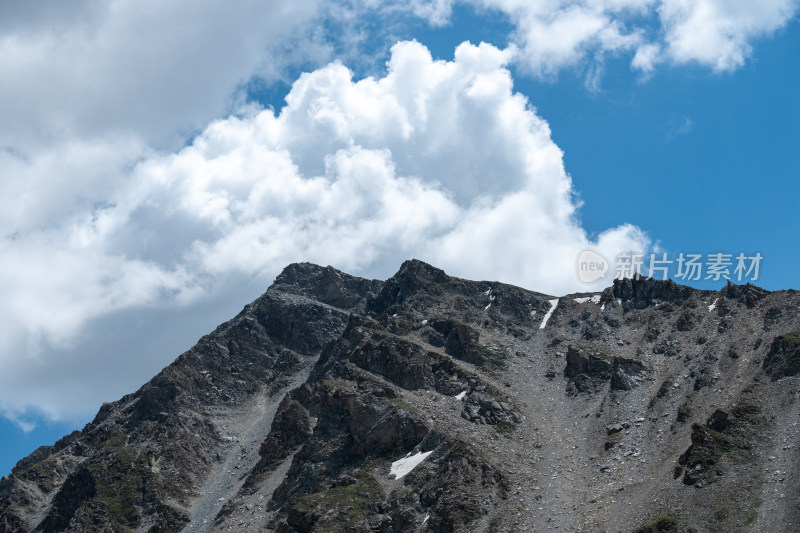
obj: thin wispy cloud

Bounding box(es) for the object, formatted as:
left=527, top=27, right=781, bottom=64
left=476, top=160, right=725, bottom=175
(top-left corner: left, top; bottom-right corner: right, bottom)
left=665, top=115, right=694, bottom=141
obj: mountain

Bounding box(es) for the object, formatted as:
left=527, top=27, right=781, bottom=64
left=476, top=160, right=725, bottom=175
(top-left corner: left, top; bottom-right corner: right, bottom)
left=2, top=259, right=799, bottom=532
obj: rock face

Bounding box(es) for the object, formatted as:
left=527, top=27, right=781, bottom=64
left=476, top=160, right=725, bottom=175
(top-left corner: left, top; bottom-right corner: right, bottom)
left=2, top=260, right=800, bottom=532
left=564, top=345, right=648, bottom=393
left=762, top=331, right=800, bottom=379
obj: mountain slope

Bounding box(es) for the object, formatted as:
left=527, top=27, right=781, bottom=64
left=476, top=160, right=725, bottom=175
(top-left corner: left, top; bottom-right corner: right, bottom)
left=2, top=260, right=799, bottom=532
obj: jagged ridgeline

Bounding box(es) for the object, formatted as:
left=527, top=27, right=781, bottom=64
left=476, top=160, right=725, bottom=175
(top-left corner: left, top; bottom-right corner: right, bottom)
left=2, top=260, right=800, bottom=532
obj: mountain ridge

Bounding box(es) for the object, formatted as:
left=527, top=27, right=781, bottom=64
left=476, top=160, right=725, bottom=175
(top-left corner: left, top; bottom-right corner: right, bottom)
left=2, top=259, right=799, bottom=532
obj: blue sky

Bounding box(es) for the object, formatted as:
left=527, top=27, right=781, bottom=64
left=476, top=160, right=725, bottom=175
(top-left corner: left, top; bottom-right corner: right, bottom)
left=1, top=0, right=798, bottom=476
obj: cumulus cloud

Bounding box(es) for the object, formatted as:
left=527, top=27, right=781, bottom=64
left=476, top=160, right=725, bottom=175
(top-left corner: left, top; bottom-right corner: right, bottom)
left=484, top=0, right=649, bottom=77
left=107, top=39, right=647, bottom=289
left=425, top=0, right=799, bottom=78
left=0, top=40, right=648, bottom=422
left=658, top=0, right=798, bottom=71
left=0, top=0, right=322, bottom=152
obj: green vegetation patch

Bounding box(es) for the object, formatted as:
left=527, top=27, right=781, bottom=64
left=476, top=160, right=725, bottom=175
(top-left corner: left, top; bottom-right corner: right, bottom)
left=322, top=377, right=353, bottom=391
left=763, top=331, right=800, bottom=379
left=572, top=342, right=613, bottom=361
left=730, top=402, right=764, bottom=425
left=677, top=403, right=692, bottom=423
left=292, top=472, right=385, bottom=532
left=633, top=513, right=679, bottom=533
left=680, top=402, right=765, bottom=486
left=745, top=498, right=762, bottom=526
left=483, top=342, right=510, bottom=370
left=682, top=425, right=733, bottom=473
left=493, top=421, right=516, bottom=436
left=389, top=396, right=421, bottom=415
left=29, top=457, right=60, bottom=493
left=781, top=331, right=800, bottom=345
left=89, top=445, right=146, bottom=532
left=604, top=431, right=623, bottom=450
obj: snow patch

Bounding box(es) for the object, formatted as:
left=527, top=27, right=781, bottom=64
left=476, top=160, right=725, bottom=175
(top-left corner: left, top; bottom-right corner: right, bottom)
left=539, top=299, right=559, bottom=329
left=422, top=513, right=430, bottom=525
left=390, top=450, right=433, bottom=480
left=483, top=289, right=495, bottom=311
left=573, top=294, right=601, bottom=304
left=455, top=390, right=467, bottom=400
left=421, top=319, right=428, bottom=325
left=708, top=298, right=718, bottom=312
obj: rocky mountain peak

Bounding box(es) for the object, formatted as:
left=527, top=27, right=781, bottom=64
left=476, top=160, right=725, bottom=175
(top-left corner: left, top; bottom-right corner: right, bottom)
left=270, top=262, right=382, bottom=312
left=603, top=273, right=698, bottom=308
left=366, top=259, right=449, bottom=315
left=719, top=279, right=771, bottom=307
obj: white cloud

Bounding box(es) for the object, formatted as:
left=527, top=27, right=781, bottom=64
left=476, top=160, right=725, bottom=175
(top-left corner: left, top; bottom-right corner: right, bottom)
left=0, top=135, right=146, bottom=235
left=0, top=0, right=322, bottom=152
left=0, top=40, right=648, bottom=423
left=665, top=115, right=694, bottom=140
left=500, top=1, right=649, bottom=77
left=631, top=42, right=662, bottom=73
left=408, top=0, right=455, bottom=25
left=658, top=0, right=798, bottom=71
left=427, top=0, right=799, bottom=78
